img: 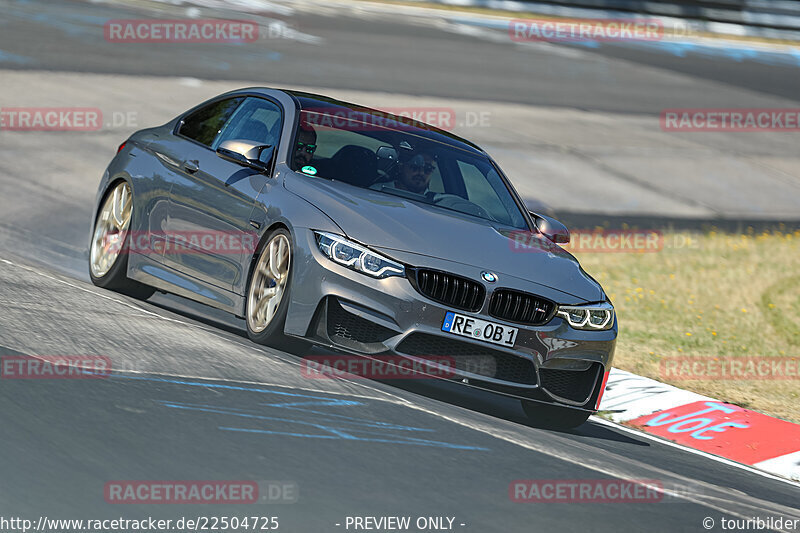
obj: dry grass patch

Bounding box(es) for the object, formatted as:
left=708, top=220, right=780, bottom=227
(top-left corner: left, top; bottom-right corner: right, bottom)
left=575, top=228, right=800, bottom=423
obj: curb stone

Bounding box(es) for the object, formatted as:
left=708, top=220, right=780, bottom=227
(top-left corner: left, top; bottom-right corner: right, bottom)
left=598, top=368, right=800, bottom=482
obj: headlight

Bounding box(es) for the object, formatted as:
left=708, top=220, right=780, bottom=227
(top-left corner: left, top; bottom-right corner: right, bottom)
left=557, top=302, right=614, bottom=330
left=315, top=231, right=405, bottom=279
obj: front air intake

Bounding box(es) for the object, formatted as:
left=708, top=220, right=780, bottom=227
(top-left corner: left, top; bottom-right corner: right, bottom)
left=396, top=332, right=536, bottom=385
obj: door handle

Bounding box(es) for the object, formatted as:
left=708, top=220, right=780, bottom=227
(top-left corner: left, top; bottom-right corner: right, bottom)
left=183, top=160, right=200, bottom=173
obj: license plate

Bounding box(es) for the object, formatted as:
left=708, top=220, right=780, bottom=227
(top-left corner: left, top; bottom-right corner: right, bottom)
left=441, top=311, right=518, bottom=348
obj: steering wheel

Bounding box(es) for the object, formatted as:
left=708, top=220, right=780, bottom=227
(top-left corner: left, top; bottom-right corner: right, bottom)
left=433, top=194, right=496, bottom=221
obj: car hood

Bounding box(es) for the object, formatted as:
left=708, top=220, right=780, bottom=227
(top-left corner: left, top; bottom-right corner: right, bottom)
left=284, top=173, right=605, bottom=302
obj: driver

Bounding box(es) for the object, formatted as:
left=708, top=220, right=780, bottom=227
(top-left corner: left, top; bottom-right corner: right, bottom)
left=293, top=122, right=317, bottom=170
left=371, top=151, right=437, bottom=195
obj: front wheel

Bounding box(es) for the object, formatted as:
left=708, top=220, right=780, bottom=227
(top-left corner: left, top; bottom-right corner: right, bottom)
left=245, top=228, right=306, bottom=352
left=89, top=181, right=154, bottom=299
left=522, top=400, right=592, bottom=430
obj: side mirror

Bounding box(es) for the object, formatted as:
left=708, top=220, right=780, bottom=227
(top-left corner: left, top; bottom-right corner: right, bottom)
left=530, top=212, right=570, bottom=244
left=216, top=140, right=274, bottom=173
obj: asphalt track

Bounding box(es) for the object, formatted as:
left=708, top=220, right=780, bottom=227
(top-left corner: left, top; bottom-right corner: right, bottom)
left=2, top=256, right=800, bottom=531
left=2, top=0, right=799, bottom=112
left=1, top=0, right=799, bottom=531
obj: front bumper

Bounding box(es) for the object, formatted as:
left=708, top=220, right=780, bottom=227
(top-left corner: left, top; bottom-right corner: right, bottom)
left=285, top=229, right=617, bottom=411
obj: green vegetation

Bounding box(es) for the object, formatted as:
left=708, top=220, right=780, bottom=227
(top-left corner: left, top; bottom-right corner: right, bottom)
left=575, top=229, right=800, bottom=423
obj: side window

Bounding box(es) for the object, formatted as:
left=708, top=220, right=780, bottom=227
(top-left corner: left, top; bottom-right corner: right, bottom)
left=458, top=161, right=512, bottom=223
left=178, top=97, right=245, bottom=147
left=213, top=97, right=283, bottom=151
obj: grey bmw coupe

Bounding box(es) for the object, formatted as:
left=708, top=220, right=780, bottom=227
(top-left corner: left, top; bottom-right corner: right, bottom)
left=89, top=88, right=616, bottom=428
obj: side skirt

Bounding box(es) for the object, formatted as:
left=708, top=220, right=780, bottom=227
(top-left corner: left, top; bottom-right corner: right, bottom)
left=128, top=252, right=245, bottom=317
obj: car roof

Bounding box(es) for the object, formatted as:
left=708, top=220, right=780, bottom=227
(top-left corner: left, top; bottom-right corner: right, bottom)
left=275, top=89, right=486, bottom=156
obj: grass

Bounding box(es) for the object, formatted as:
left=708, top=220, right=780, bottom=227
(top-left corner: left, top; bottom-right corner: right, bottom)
left=573, top=228, right=800, bottom=423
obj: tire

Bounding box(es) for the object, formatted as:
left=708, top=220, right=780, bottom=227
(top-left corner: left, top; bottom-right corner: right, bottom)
left=89, top=181, right=155, bottom=300
left=245, top=228, right=307, bottom=352
left=521, top=400, right=592, bottom=430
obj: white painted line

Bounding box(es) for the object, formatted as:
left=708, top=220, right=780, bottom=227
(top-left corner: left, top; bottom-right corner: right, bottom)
left=754, top=451, right=800, bottom=483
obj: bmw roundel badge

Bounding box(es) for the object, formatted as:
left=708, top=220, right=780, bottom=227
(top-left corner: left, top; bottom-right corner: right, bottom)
left=481, top=271, right=497, bottom=283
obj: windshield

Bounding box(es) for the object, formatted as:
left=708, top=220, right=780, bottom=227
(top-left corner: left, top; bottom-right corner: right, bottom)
left=290, top=108, right=528, bottom=229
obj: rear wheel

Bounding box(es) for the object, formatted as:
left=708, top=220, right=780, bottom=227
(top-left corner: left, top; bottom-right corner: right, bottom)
left=245, top=228, right=306, bottom=352
left=522, top=400, right=592, bottom=430
left=89, top=181, right=154, bottom=299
